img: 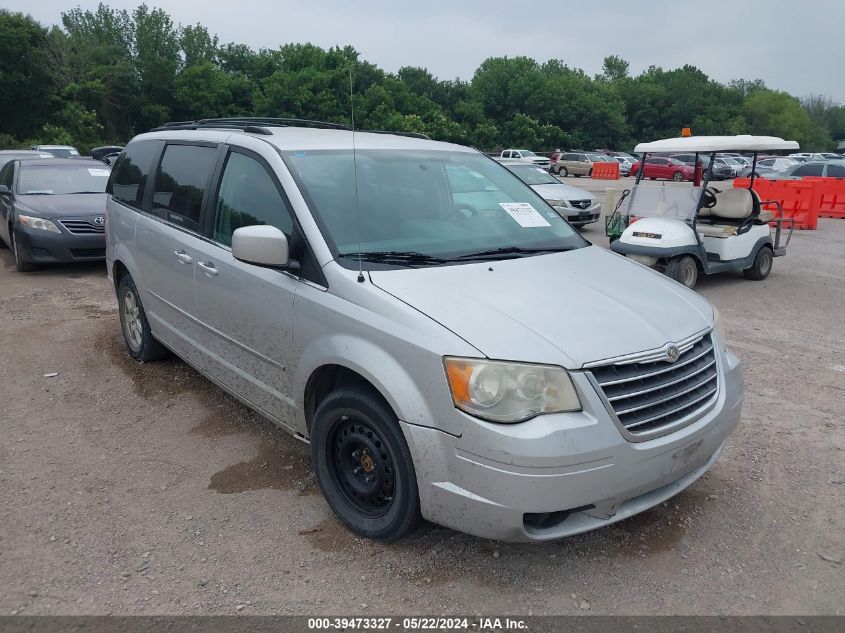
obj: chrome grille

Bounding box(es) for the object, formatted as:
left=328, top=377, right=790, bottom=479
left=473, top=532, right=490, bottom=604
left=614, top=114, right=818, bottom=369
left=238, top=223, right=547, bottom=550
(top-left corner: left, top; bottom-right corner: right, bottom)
left=590, top=334, right=718, bottom=437
left=569, top=199, right=592, bottom=209
left=60, top=219, right=105, bottom=234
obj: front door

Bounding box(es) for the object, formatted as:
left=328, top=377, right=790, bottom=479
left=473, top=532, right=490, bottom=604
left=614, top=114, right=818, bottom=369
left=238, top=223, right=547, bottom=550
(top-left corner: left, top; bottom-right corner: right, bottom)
left=192, top=147, right=299, bottom=428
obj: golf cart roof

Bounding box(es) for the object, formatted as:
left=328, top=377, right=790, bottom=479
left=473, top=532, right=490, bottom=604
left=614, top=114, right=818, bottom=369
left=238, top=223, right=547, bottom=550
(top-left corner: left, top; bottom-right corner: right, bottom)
left=634, top=135, right=799, bottom=153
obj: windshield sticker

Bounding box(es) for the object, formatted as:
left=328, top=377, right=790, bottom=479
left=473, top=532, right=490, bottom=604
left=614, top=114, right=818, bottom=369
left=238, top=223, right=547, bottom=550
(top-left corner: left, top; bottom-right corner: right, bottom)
left=499, top=202, right=551, bottom=228
left=88, top=168, right=110, bottom=176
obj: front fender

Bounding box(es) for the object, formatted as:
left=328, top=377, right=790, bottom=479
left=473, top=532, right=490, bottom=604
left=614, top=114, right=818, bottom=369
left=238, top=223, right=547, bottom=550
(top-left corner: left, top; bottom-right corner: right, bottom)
left=292, top=333, right=454, bottom=438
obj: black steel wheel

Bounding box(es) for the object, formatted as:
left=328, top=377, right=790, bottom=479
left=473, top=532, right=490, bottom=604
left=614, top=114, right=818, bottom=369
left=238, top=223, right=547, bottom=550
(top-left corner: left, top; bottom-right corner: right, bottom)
left=311, top=387, right=421, bottom=541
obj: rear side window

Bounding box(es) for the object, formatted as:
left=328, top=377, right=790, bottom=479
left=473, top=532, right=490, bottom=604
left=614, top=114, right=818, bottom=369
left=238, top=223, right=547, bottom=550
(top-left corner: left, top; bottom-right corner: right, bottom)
left=0, top=163, right=14, bottom=188
left=212, top=151, right=294, bottom=247
left=793, top=164, right=824, bottom=177
left=152, top=144, right=218, bottom=231
left=826, top=164, right=845, bottom=177
left=109, top=140, right=163, bottom=209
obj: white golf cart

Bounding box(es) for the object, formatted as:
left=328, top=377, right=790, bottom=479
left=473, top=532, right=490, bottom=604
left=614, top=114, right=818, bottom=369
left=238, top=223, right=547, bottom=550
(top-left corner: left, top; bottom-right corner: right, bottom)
left=608, top=135, right=798, bottom=288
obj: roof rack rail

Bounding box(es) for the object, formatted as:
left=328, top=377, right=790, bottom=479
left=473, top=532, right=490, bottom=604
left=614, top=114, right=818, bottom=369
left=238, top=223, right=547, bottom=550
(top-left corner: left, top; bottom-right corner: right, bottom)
left=150, top=117, right=351, bottom=134
left=365, top=130, right=431, bottom=140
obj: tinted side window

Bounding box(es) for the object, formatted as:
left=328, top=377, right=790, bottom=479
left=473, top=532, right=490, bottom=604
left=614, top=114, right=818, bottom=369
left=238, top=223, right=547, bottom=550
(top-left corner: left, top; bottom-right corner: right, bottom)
left=0, top=163, right=14, bottom=188
left=794, top=164, right=824, bottom=177
left=108, top=140, right=163, bottom=209
left=152, top=144, right=218, bottom=231
left=212, top=151, right=294, bottom=247
left=826, top=164, right=845, bottom=177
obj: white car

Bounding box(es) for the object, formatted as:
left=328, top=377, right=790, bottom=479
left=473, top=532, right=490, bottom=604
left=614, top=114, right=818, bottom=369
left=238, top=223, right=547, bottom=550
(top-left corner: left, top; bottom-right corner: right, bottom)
left=789, top=152, right=826, bottom=161
left=499, top=149, right=551, bottom=169
left=712, top=157, right=742, bottom=178
left=29, top=144, right=80, bottom=159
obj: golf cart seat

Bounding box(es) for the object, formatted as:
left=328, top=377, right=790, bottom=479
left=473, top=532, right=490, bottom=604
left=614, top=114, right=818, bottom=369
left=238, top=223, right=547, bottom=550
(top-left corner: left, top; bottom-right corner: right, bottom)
left=697, top=188, right=763, bottom=237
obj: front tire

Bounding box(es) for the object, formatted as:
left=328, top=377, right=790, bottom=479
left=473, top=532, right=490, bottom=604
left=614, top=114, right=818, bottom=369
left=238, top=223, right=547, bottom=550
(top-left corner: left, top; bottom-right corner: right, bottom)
left=673, top=171, right=684, bottom=181
left=666, top=255, right=698, bottom=288
left=117, top=275, right=170, bottom=361
left=10, top=228, right=36, bottom=272
left=743, top=245, right=773, bottom=281
left=558, top=166, right=568, bottom=177
left=311, top=387, right=422, bottom=542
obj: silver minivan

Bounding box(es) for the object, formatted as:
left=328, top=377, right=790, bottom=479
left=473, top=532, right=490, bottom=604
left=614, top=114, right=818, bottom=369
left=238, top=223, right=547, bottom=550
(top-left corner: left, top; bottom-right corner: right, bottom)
left=106, top=119, right=743, bottom=542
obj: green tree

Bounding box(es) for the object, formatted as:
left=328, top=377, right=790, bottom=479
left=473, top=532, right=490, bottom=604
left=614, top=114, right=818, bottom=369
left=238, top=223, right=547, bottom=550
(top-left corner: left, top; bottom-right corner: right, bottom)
left=180, top=24, right=218, bottom=68
left=744, top=89, right=831, bottom=149
left=0, top=10, right=56, bottom=139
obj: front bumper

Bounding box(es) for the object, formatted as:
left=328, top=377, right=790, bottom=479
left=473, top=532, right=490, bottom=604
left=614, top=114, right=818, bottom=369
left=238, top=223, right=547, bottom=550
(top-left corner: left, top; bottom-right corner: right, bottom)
left=14, top=222, right=105, bottom=264
left=555, top=203, right=601, bottom=225
left=401, top=348, right=743, bottom=542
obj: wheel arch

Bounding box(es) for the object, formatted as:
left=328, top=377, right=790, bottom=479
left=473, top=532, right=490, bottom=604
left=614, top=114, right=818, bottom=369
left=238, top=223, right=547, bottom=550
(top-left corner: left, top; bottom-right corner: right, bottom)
left=295, top=337, right=447, bottom=439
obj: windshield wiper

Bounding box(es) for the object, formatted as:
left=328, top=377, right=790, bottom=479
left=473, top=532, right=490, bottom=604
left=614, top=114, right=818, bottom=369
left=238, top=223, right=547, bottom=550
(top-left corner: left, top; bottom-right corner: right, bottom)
left=337, top=250, right=450, bottom=267
left=453, top=246, right=576, bottom=260
left=66, top=191, right=104, bottom=194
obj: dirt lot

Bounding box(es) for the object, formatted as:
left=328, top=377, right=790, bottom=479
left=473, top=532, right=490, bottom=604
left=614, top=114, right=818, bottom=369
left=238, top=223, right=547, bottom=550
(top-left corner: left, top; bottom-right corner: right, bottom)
left=1, top=204, right=843, bottom=615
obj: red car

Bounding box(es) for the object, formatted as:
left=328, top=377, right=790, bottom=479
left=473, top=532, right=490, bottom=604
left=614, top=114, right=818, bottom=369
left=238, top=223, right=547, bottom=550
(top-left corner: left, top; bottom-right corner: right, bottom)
left=629, top=156, right=695, bottom=181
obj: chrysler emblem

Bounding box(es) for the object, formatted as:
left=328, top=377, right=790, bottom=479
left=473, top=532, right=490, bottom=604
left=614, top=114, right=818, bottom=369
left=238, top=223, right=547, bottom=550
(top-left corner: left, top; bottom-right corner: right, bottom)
left=666, top=345, right=680, bottom=362
left=93, top=216, right=106, bottom=226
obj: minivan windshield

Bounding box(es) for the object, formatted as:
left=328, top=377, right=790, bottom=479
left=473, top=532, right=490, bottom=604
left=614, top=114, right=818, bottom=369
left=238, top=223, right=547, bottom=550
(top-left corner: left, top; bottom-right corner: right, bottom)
left=284, top=149, right=587, bottom=268
left=18, top=164, right=110, bottom=195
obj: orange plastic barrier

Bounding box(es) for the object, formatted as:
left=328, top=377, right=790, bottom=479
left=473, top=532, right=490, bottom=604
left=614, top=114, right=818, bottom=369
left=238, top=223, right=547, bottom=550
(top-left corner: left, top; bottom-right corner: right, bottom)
left=733, top=178, right=819, bottom=230
left=800, top=177, right=845, bottom=219
left=591, top=161, right=620, bottom=180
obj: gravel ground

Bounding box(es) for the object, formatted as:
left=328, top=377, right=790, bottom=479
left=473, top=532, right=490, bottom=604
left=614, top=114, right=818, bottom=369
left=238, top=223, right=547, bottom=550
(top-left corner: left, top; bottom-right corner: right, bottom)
left=0, top=200, right=843, bottom=616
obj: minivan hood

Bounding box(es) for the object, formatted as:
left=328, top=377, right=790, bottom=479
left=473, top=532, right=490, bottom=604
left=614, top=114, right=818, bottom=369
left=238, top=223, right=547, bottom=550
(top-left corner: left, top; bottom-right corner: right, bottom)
left=530, top=183, right=595, bottom=202
left=369, top=245, right=713, bottom=368
left=16, top=193, right=109, bottom=218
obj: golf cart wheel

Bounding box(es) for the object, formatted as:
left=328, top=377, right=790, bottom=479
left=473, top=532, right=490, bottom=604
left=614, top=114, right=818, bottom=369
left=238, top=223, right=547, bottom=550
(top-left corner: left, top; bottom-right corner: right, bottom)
left=311, top=386, right=422, bottom=542
left=743, top=245, right=773, bottom=281
left=666, top=255, right=698, bottom=289
left=558, top=166, right=568, bottom=177
left=672, top=171, right=684, bottom=181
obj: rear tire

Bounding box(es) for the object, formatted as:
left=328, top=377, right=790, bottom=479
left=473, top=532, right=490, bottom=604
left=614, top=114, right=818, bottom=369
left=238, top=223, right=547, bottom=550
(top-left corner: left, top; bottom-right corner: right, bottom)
left=666, top=255, right=698, bottom=289
left=117, top=275, right=170, bottom=361
left=743, top=245, right=773, bottom=281
left=311, top=387, right=422, bottom=542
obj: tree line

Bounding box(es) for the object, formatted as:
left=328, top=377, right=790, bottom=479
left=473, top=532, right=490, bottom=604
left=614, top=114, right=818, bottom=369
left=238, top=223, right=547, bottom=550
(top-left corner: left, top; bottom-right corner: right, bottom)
left=1, top=3, right=843, bottom=154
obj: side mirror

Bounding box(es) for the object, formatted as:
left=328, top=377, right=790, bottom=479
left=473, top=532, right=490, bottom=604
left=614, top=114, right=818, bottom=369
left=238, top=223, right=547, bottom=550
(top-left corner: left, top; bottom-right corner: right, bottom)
left=232, top=225, right=290, bottom=268
left=0, top=185, right=9, bottom=195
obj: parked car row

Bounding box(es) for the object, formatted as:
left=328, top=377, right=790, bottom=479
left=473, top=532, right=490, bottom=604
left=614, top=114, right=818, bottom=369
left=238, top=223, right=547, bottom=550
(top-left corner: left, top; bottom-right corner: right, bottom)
left=0, top=150, right=112, bottom=271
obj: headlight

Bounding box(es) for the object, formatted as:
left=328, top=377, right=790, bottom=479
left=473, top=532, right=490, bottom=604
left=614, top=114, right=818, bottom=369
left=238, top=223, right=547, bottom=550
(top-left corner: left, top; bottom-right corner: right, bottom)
left=545, top=199, right=566, bottom=208
left=18, top=215, right=61, bottom=233
left=713, top=307, right=727, bottom=351
left=443, top=357, right=581, bottom=423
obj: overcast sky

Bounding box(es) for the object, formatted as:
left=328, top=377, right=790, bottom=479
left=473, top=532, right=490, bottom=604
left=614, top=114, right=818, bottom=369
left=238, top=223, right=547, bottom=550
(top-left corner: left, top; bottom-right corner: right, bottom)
left=8, top=0, right=842, bottom=103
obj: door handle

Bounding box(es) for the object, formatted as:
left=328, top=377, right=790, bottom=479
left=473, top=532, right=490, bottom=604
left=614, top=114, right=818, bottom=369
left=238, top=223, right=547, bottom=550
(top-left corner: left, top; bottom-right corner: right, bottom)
left=174, top=250, right=193, bottom=264
left=197, top=261, right=218, bottom=277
